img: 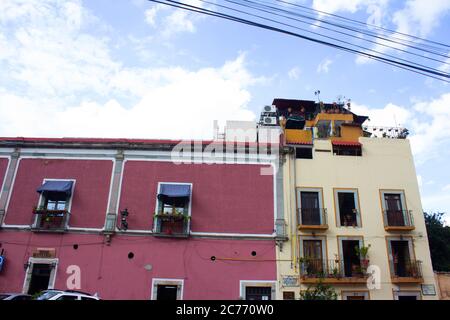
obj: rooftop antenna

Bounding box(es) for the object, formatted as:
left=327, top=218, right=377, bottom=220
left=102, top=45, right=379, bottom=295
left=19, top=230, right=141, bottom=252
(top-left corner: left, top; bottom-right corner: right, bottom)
left=314, top=90, right=321, bottom=102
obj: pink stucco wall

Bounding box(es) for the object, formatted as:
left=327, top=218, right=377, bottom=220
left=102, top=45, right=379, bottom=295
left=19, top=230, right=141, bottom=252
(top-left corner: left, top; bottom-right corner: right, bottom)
left=4, top=159, right=113, bottom=228
left=0, top=231, right=276, bottom=299
left=0, top=157, right=8, bottom=192
left=119, top=161, right=275, bottom=234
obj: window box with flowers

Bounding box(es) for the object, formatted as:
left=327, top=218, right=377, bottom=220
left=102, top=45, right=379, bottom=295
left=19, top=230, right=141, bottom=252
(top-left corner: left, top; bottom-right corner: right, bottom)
left=153, top=183, right=192, bottom=237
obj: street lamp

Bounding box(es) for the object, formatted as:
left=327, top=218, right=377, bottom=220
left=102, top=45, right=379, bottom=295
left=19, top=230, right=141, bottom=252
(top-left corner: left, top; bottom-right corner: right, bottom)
left=120, top=208, right=129, bottom=231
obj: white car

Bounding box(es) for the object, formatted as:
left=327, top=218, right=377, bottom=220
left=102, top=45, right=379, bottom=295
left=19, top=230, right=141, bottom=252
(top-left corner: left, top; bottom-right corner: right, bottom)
left=35, top=289, right=100, bottom=300
left=0, top=293, right=32, bottom=300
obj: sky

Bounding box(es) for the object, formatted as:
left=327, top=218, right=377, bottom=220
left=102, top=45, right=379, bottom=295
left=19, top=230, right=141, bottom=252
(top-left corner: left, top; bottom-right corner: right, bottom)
left=0, top=0, right=450, bottom=223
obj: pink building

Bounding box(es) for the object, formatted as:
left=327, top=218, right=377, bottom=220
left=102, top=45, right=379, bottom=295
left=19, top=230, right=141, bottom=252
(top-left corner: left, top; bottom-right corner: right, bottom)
left=0, top=138, right=283, bottom=300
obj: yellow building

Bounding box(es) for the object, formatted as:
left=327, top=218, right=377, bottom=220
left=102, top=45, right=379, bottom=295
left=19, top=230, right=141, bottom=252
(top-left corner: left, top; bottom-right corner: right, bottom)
left=272, top=98, right=438, bottom=300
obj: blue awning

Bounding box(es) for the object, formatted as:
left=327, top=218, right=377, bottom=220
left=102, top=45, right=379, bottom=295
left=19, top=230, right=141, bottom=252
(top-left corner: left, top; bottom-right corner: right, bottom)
left=158, top=184, right=191, bottom=198
left=37, top=180, right=73, bottom=196
left=157, top=184, right=191, bottom=205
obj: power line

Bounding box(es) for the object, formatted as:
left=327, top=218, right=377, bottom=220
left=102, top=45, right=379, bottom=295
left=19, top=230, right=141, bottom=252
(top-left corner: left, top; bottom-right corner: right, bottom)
left=234, top=0, right=450, bottom=61
left=147, top=0, right=450, bottom=83
left=276, top=0, right=450, bottom=50
left=203, top=0, right=450, bottom=72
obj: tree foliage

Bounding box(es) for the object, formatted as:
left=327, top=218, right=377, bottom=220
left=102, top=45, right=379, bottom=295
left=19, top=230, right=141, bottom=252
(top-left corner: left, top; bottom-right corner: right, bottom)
left=299, top=279, right=338, bottom=300
left=424, top=212, right=450, bottom=272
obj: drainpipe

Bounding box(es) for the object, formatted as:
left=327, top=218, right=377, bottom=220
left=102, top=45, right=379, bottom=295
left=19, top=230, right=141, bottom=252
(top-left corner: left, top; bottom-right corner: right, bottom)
left=103, top=150, right=125, bottom=243
left=275, top=151, right=288, bottom=249
left=0, top=148, right=20, bottom=227
left=289, top=148, right=298, bottom=273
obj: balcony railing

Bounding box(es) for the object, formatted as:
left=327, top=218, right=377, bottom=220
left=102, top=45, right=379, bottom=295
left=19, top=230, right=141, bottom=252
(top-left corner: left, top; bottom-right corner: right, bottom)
left=297, top=208, right=328, bottom=231
left=383, top=210, right=415, bottom=231
left=153, top=213, right=190, bottom=238
left=389, top=259, right=423, bottom=283
left=31, top=210, right=69, bottom=232
left=362, top=126, right=409, bottom=139
left=299, top=259, right=369, bottom=283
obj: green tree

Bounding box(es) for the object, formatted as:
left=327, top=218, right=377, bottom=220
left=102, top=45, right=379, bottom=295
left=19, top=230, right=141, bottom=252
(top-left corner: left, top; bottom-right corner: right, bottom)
left=424, top=212, right=450, bottom=271
left=299, top=279, right=338, bottom=300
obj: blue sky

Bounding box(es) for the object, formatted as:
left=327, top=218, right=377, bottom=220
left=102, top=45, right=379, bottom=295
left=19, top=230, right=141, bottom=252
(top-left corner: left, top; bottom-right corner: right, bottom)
left=1, top=0, right=450, bottom=222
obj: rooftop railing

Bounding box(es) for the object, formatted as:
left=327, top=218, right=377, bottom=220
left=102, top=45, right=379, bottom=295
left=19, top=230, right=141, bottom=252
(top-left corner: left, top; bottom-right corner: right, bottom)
left=362, top=126, right=409, bottom=139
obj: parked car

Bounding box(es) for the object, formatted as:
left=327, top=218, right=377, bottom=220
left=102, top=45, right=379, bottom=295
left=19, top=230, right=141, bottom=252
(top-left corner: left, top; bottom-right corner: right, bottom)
left=34, top=289, right=100, bottom=300
left=0, top=293, right=32, bottom=300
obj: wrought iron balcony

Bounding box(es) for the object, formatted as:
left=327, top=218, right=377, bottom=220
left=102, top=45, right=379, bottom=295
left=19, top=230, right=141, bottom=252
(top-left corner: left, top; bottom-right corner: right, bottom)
left=153, top=213, right=190, bottom=238
left=297, top=208, right=328, bottom=231
left=383, top=210, right=415, bottom=231
left=299, top=258, right=369, bottom=284
left=31, top=209, right=69, bottom=232
left=389, top=259, right=423, bottom=283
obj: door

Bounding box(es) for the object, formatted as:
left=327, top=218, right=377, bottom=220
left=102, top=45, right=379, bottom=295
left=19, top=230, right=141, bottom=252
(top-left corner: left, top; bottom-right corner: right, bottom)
left=391, top=240, right=411, bottom=277
left=384, top=194, right=404, bottom=226
left=245, top=287, right=272, bottom=300
left=156, top=285, right=178, bottom=300
left=27, top=264, right=52, bottom=295
left=346, top=295, right=365, bottom=300
left=338, top=192, right=357, bottom=226
left=300, top=192, right=321, bottom=225
left=303, top=240, right=323, bottom=274
left=342, top=240, right=361, bottom=277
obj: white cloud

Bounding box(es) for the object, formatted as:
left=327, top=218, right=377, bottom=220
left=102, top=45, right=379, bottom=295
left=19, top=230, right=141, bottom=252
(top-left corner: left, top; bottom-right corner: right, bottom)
left=392, top=0, right=450, bottom=37
left=352, top=93, right=450, bottom=164
left=288, top=66, right=301, bottom=80
left=144, top=4, right=168, bottom=27
left=0, top=0, right=262, bottom=140
left=442, top=184, right=450, bottom=192
left=317, top=58, right=333, bottom=73
left=144, top=0, right=205, bottom=36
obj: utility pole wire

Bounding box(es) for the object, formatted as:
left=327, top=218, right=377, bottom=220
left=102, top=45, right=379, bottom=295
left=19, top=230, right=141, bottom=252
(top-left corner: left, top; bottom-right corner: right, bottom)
left=276, top=0, right=450, bottom=50
left=233, top=0, right=450, bottom=62
left=147, top=0, right=449, bottom=83
left=201, top=0, right=450, bottom=72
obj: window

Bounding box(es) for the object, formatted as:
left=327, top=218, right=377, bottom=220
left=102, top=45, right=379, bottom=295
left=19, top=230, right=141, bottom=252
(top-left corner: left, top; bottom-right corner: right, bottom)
left=299, top=236, right=327, bottom=278
left=23, top=258, right=58, bottom=295
left=154, top=183, right=192, bottom=236
left=33, top=179, right=74, bottom=231
left=316, top=120, right=332, bottom=138
left=338, top=237, right=365, bottom=278
left=333, top=120, right=344, bottom=137
left=297, top=188, right=326, bottom=227
left=56, top=295, right=78, bottom=300
left=342, top=291, right=369, bottom=300
left=394, top=291, right=421, bottom=300
left=381, top=190, right=413, bottom=228
left=335, top=189, right=361, bottom=227
left=245, top=287, right=272, bottom=300
left=283, top=292, right=295, bottom=300
left=295, top=147, right=313, bottom=159
left=240, top=281, right=276, bottom=300
left=151, top=279, right=183, bottom=300
left=387, top=237, right=422, bottom=279
left=332, top=145, right=362, bottom=156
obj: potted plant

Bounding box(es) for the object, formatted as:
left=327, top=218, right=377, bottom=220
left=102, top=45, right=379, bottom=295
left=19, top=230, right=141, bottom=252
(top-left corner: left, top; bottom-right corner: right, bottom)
left=355, top=244, right=371, bottom=273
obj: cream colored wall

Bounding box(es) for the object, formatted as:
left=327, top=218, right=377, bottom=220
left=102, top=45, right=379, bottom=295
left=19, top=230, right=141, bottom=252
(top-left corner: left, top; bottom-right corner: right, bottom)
left=276, top=137, right=438, bottom=300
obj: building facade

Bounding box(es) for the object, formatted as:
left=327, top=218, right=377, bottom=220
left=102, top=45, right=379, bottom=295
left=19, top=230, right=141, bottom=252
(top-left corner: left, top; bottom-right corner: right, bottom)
left=0, top=138, right=280, bottom=299
left=273, top=98, right=438, bottom=300
left=0, top=97, right=438, bottom=300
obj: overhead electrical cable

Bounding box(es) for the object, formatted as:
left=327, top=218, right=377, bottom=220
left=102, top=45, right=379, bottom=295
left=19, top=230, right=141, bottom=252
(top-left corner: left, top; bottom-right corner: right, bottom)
left=235, top=0, right=450, bottom=60
left=146, top=0, right=449, bottom=83
left=276, top=0, right=450, bottom=51
left=206, top=0, right=450, bottom=69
